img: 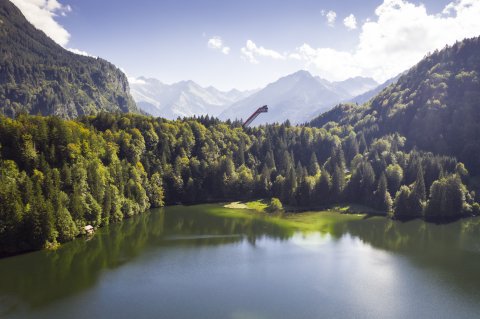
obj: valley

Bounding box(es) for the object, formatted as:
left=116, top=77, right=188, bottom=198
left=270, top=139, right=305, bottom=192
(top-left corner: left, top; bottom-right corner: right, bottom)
left=1, top=0, right=480, bottom=318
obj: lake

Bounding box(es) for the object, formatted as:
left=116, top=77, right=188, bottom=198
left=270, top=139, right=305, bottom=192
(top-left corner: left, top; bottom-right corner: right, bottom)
left=1, top=204, right=480, bottom=319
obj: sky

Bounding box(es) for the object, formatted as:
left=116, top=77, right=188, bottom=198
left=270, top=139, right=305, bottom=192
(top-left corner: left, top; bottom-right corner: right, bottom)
left=9, top=0, right=480, bottom=91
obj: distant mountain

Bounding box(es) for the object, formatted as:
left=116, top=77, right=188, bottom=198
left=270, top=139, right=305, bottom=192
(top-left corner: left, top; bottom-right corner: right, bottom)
left=310, top=36, right=480, bottom=173
left=0, top=0, right=137, bottom=118
left=219, top=70, right=378, bottom=125
left=129, top=77, right=256, bottom=118
left=348, top=74, right=402, bottom=105
left=334, top=76, right=379, bottom=97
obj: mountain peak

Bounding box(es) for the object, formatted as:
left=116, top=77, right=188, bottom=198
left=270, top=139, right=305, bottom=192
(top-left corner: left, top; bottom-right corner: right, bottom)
left=287, top=70, right=314, bottom=80
left=129, top=77, right=256, bottom=118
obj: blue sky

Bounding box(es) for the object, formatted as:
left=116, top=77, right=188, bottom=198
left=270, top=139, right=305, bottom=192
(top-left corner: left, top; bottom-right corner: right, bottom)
left=10, top=0, right=480, bottom=90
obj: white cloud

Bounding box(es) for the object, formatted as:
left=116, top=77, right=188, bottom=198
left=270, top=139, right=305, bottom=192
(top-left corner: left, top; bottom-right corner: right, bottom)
left=207, top=37, right=222, bottom=49
left=241, top=40, right=285, bottom=64
left=128, top=77, right=147, bottom=85
left=295, top=44, right=360, bottom=81
left=288, top=53, right=302, bottom=60
left=222, top=46, right=231, bottom=55
left=322, top=10, right=337, bottom=27
left=10, top=0, right=71, bottom=46
left=207, top=36, right=230, bottom=55
left=293, top=0, right=480, bottom=82
left=68, top=48, right=97, bottom=58
left=343, top=14, right=357, bottom=30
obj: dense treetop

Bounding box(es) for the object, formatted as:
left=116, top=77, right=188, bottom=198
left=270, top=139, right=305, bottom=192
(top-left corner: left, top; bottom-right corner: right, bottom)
left=1, top=112, right=477, bottom=256
left=0, top=0, right=138, bottom=118
left=311, top=36, right=480, bottom=174
left=1, top=4, right=479, bottom=257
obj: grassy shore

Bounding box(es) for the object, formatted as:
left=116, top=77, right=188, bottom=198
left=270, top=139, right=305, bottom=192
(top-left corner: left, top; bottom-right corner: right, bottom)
left=219, top=200, right=374, bottom=234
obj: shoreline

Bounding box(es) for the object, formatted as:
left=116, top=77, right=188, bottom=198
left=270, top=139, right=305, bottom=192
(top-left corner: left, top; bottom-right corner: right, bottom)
left=1, top=200, right=475, bottom=259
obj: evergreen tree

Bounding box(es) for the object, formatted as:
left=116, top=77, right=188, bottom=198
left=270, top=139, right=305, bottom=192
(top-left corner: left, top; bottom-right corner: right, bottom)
left=309, top=152, right=320, bottom=176
left=331, top=165, right=345, bottom=201
left=313, top=169, right=331, bottom=205
left=358, top=132, right=368, bottom=154
left=409, top=166, right=426, bottom=216
left=393, top=186, right=412, bottom=219
left=374, top=173, right=392, bottom=212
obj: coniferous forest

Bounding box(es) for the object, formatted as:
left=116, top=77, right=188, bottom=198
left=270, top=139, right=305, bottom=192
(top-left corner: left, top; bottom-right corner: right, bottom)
left=0, top=0, right=480, bottom=258
left=0, top=112, right=477, bottom=255
left=4, top=1, right=480, bottom=318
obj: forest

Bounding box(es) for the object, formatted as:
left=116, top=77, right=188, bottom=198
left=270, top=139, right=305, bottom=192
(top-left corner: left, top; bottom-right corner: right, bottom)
left=0, top=0, right=137, bottom=118
left=311, top=36, right=480, bottom=174
left=0, top=112, right=478, bottom=256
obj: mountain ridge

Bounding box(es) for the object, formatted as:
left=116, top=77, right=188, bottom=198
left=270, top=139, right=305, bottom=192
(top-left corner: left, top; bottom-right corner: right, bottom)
left=219, top=70, right=378, bottom=125
left=129, top=76, right=257, bottom=118
left=310, top=35, right=480, bottom=173
left=0, top=0, right=137, bottom=118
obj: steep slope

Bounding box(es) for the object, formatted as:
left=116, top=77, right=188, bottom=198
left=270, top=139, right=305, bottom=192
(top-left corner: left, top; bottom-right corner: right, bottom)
left=219, top=70, right=377, bottom=125
left=0, top=0, right=137, bottom=118
left=311, top=36, right=480, bottom=172
left=129, top=77, right=255, bottom=118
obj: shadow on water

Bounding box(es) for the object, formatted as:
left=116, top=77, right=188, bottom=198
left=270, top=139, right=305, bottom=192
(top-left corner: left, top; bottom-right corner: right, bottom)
left=0, top=204, right=295, bottom=313
left=1, top=203, right=480, bottom=314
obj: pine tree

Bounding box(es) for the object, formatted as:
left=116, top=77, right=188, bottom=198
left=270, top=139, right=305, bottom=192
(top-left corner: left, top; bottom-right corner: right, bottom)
left=409, top=166, right=426, bottom=216
left=393, top=186, right=412, bottom=219
left=344, top=132, right=359, bottom=164
left=358, top=132, right=368, bottom=154
left=313, top=168, right=331, bottom=205
left=265, top=150, right=276, bottom=170
left=296, top=173, right=313, bottom=206
left=309, top=152, right=320, bottom=176
left=331, top=165, right=345, bottom=200
left=259, top=165, right=272, bottom=196
left=375, top=173, right=392, bottom=212
left=55, top=191, right=78, bottom=242
left=148, top=172, right=165, bottom=207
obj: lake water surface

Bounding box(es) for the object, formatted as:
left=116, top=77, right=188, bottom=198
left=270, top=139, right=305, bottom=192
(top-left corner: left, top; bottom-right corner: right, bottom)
left=1, top=204, right=480, bottom=319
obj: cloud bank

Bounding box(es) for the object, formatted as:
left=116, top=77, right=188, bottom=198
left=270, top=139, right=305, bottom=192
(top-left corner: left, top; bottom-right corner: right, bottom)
left=10, top=0, right=71, bottom=46
left=296, top=0, right=480, bottom=82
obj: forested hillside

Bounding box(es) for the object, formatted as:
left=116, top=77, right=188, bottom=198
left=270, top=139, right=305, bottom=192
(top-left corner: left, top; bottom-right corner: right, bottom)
left=311, top=36, right=480, bottom=173
left=0, top=0, right=137, bottom=118
left=1, top=113, right=477, bottom=256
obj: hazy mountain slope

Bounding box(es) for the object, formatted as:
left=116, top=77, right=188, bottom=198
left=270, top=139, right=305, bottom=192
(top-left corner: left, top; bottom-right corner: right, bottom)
left=311, top=36, right=480, bottom=173
left=0, top=0, right=137, bottom=118
left=129, top=77, right=255, bottom=118
left=348, top=74, right=402, bottom=105
left=334, top=76, right=379, bottom=97
left=219, top=71, right=378, bottom=125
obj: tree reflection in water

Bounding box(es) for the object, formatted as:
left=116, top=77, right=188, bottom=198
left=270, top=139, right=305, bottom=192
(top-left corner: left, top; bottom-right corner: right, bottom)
left=1, top=204, right=480, bottom=314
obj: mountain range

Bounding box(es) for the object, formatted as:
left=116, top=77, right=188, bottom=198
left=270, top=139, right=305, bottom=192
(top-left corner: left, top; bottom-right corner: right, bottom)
left=0, top=0, right=137, bottom=118
left=131, top=71, right=379, bottom=124
left=219, top=71, right=378, bottom=125
left=129, top=77, right=256, bottom=118
left=0, top=0, right=383, bottom=124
